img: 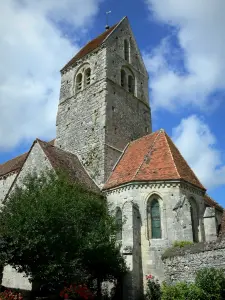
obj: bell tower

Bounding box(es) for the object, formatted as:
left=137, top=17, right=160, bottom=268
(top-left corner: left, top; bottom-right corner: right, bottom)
left=55, top=17, right=152, bottom=187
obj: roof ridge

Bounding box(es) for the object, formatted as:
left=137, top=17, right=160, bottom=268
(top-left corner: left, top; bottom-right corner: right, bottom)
left=132, top=129, right=163, bottom=180
left=165, top=132, right=205, bottom=190
left=164, top=132, right=180, bottom=178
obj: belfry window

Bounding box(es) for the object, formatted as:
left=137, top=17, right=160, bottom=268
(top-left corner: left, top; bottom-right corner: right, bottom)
left=124, top=39, right=130, bottom=62
left=128, top=75, right=134, bottom=94
left=85, top=68, right=91, bottom=86
left=147, top=198, right=161, bottom=239
left=76, top=73, right=82, bottom=91
left=116, top=207, right=122, bottom=241
left=121, top=69, right=126, bottom=88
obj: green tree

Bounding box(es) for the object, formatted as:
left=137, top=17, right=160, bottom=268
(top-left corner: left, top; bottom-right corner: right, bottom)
left=0, top=171, right=127, bottom=298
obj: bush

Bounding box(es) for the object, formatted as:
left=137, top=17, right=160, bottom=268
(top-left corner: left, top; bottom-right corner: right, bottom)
left=195, top=268, right=225, bottom=300
left=161, top=282, right=205, bottom=300
left=172, top=240, right=193, bottom=248
left=145, top=275, right=161, bottom=300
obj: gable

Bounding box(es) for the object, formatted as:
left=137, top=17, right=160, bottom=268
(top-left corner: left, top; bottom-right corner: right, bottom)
left=61, top=23, right=118, bottom=73
left=105, top=17, right=148, bottom=76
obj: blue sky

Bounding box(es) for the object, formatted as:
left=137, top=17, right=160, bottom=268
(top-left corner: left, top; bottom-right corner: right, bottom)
left=0, top=0, right=225, bottom=205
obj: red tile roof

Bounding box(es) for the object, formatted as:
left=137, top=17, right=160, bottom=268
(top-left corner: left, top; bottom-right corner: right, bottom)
left=103, top=129, right=206, bottom=190
left=0, top=139, right=55, bottom=177
left=204, top=194, right=223, bottom=211
left=61, top=23, right=118, bottom=72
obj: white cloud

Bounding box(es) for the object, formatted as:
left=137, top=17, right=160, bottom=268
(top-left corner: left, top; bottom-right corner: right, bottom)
left=172, top=115, right=225, bottom=189
left=0, top=0, right=103, bottom=151
left=144, top=0, right=225, bottom=112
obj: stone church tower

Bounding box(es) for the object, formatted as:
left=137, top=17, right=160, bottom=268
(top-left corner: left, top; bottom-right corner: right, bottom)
left=0, top=15, right=224, bottom=300
left=56, top=17, right=152, bottom=187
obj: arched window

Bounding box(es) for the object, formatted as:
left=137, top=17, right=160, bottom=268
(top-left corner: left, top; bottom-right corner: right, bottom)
left=76, top=73, right=83, bottom=91
left=128, top=75, right=135, bottom=94
left=121, top=69, right=126, bottom=88
left=147, top=198, right=161, bottom=239
left=190, top=198, right=199, bottom=242
left=124, top=39, right=129, bottom=62
left=85, top=68, right=91, bottom=86
left=116, top=207, right=122, bottom=241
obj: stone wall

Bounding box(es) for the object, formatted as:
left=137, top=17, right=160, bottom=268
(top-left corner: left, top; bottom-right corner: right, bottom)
left=162, top=238, right=225, bottom=284
left=0, top=173, right=16, bottom=203
left=106, top=180, right=220, bottom=297
left=2, top=141, right=53, bottom=291
left=56, top=17, right=152, bottom=187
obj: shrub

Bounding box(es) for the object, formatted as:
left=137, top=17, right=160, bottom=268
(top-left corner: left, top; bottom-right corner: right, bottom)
left=161, top=282, right=205, bottom=300
left=145, top=275, right=161, bottom=300
left=172, top=241, right=193, bottom=248
left=195, top=267, right=225, bottom=300
left=0, top=290, right=23, bottom=300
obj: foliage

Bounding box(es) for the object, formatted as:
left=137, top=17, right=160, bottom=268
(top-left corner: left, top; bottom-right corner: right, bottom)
left=60, top=284, right=93, bottom=300
left=0, top=171, right=127, bottom=296
left=195, top=267, right=225, bottom=300
left=161, top=267, right=225, bottom=300
left=145, top=274, right=161, bottom=300
left=0, top=290, right=23, bottom=300
left=172, top=241, right=193, bottom=248
left=161, top=282, right=205, bottom=300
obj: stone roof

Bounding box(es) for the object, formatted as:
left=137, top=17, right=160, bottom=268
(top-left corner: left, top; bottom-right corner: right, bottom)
left=61, top=23, right=118, bottom=72
left=37, top=140, right=100, bottom=194
left=104, top=129, right=206, bottom=190
left=0, top=139, right=55, bottom=178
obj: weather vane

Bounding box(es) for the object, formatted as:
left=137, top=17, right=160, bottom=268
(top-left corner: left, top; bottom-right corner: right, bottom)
left=105, top=11, right=111, bottom=30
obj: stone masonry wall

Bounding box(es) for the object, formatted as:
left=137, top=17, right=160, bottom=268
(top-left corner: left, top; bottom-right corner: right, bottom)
left=162, top=238, right=225, bottom=284
left=0, top=173, right=16, bottom=203
left=56, top=47, right=107, bottom=187
left=106, top=180, right=213, bottom=297
left=2, top=141, right=53, bottom=291
left=104, top=18, right=152, bottom=182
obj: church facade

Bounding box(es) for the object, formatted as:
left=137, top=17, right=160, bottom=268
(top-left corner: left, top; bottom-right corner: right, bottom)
left=0, top=16, right=224, bottom=299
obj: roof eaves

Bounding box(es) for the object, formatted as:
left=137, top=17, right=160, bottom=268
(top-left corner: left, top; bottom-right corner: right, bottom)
left=2, top=139, right=38, bottom=203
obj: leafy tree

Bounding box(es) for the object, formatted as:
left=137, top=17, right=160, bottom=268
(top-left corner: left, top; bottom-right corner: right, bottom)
left=0, top=171, right=127, bottom=297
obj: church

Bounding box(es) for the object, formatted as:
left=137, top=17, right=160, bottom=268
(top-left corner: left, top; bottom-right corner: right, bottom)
left=0, top=16, right=224, bottom=299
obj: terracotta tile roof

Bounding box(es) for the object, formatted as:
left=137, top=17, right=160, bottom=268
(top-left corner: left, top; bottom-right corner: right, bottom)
left=0, top=139, right=55, bottom=177
left=37, top=140, right=100, bottom=194
left=204, top=194, right=223, bottom=211
left=103, top=129, right=206, bottom=190
left=61, top=23, right=118, bottom=72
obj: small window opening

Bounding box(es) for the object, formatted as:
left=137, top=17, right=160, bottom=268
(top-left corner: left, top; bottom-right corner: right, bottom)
left=121, top=69, right=126, bottom=88
left=124, top=39, right=129, bottom=62
left=76, top=73, right=82, bottom=91
left=85, top=68, right=91, bottom=86
left=128, top=75, right=134, bottom=94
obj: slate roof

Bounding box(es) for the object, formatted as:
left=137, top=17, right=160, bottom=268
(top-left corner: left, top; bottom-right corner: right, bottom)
left=0, top=139, right=55, bottom=177
left=37, top=140, right=100, bottom=194
left=103, top=129, right=206, bottom=190
left=61, top=23, right=118, bottom=72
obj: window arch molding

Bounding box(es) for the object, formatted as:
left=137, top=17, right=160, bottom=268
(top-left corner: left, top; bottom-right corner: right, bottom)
left=120, top=65, right=136, bottom=96
left=146, top=194, right=163, bottom=240
left=74, top=63, right=92, bottom=94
